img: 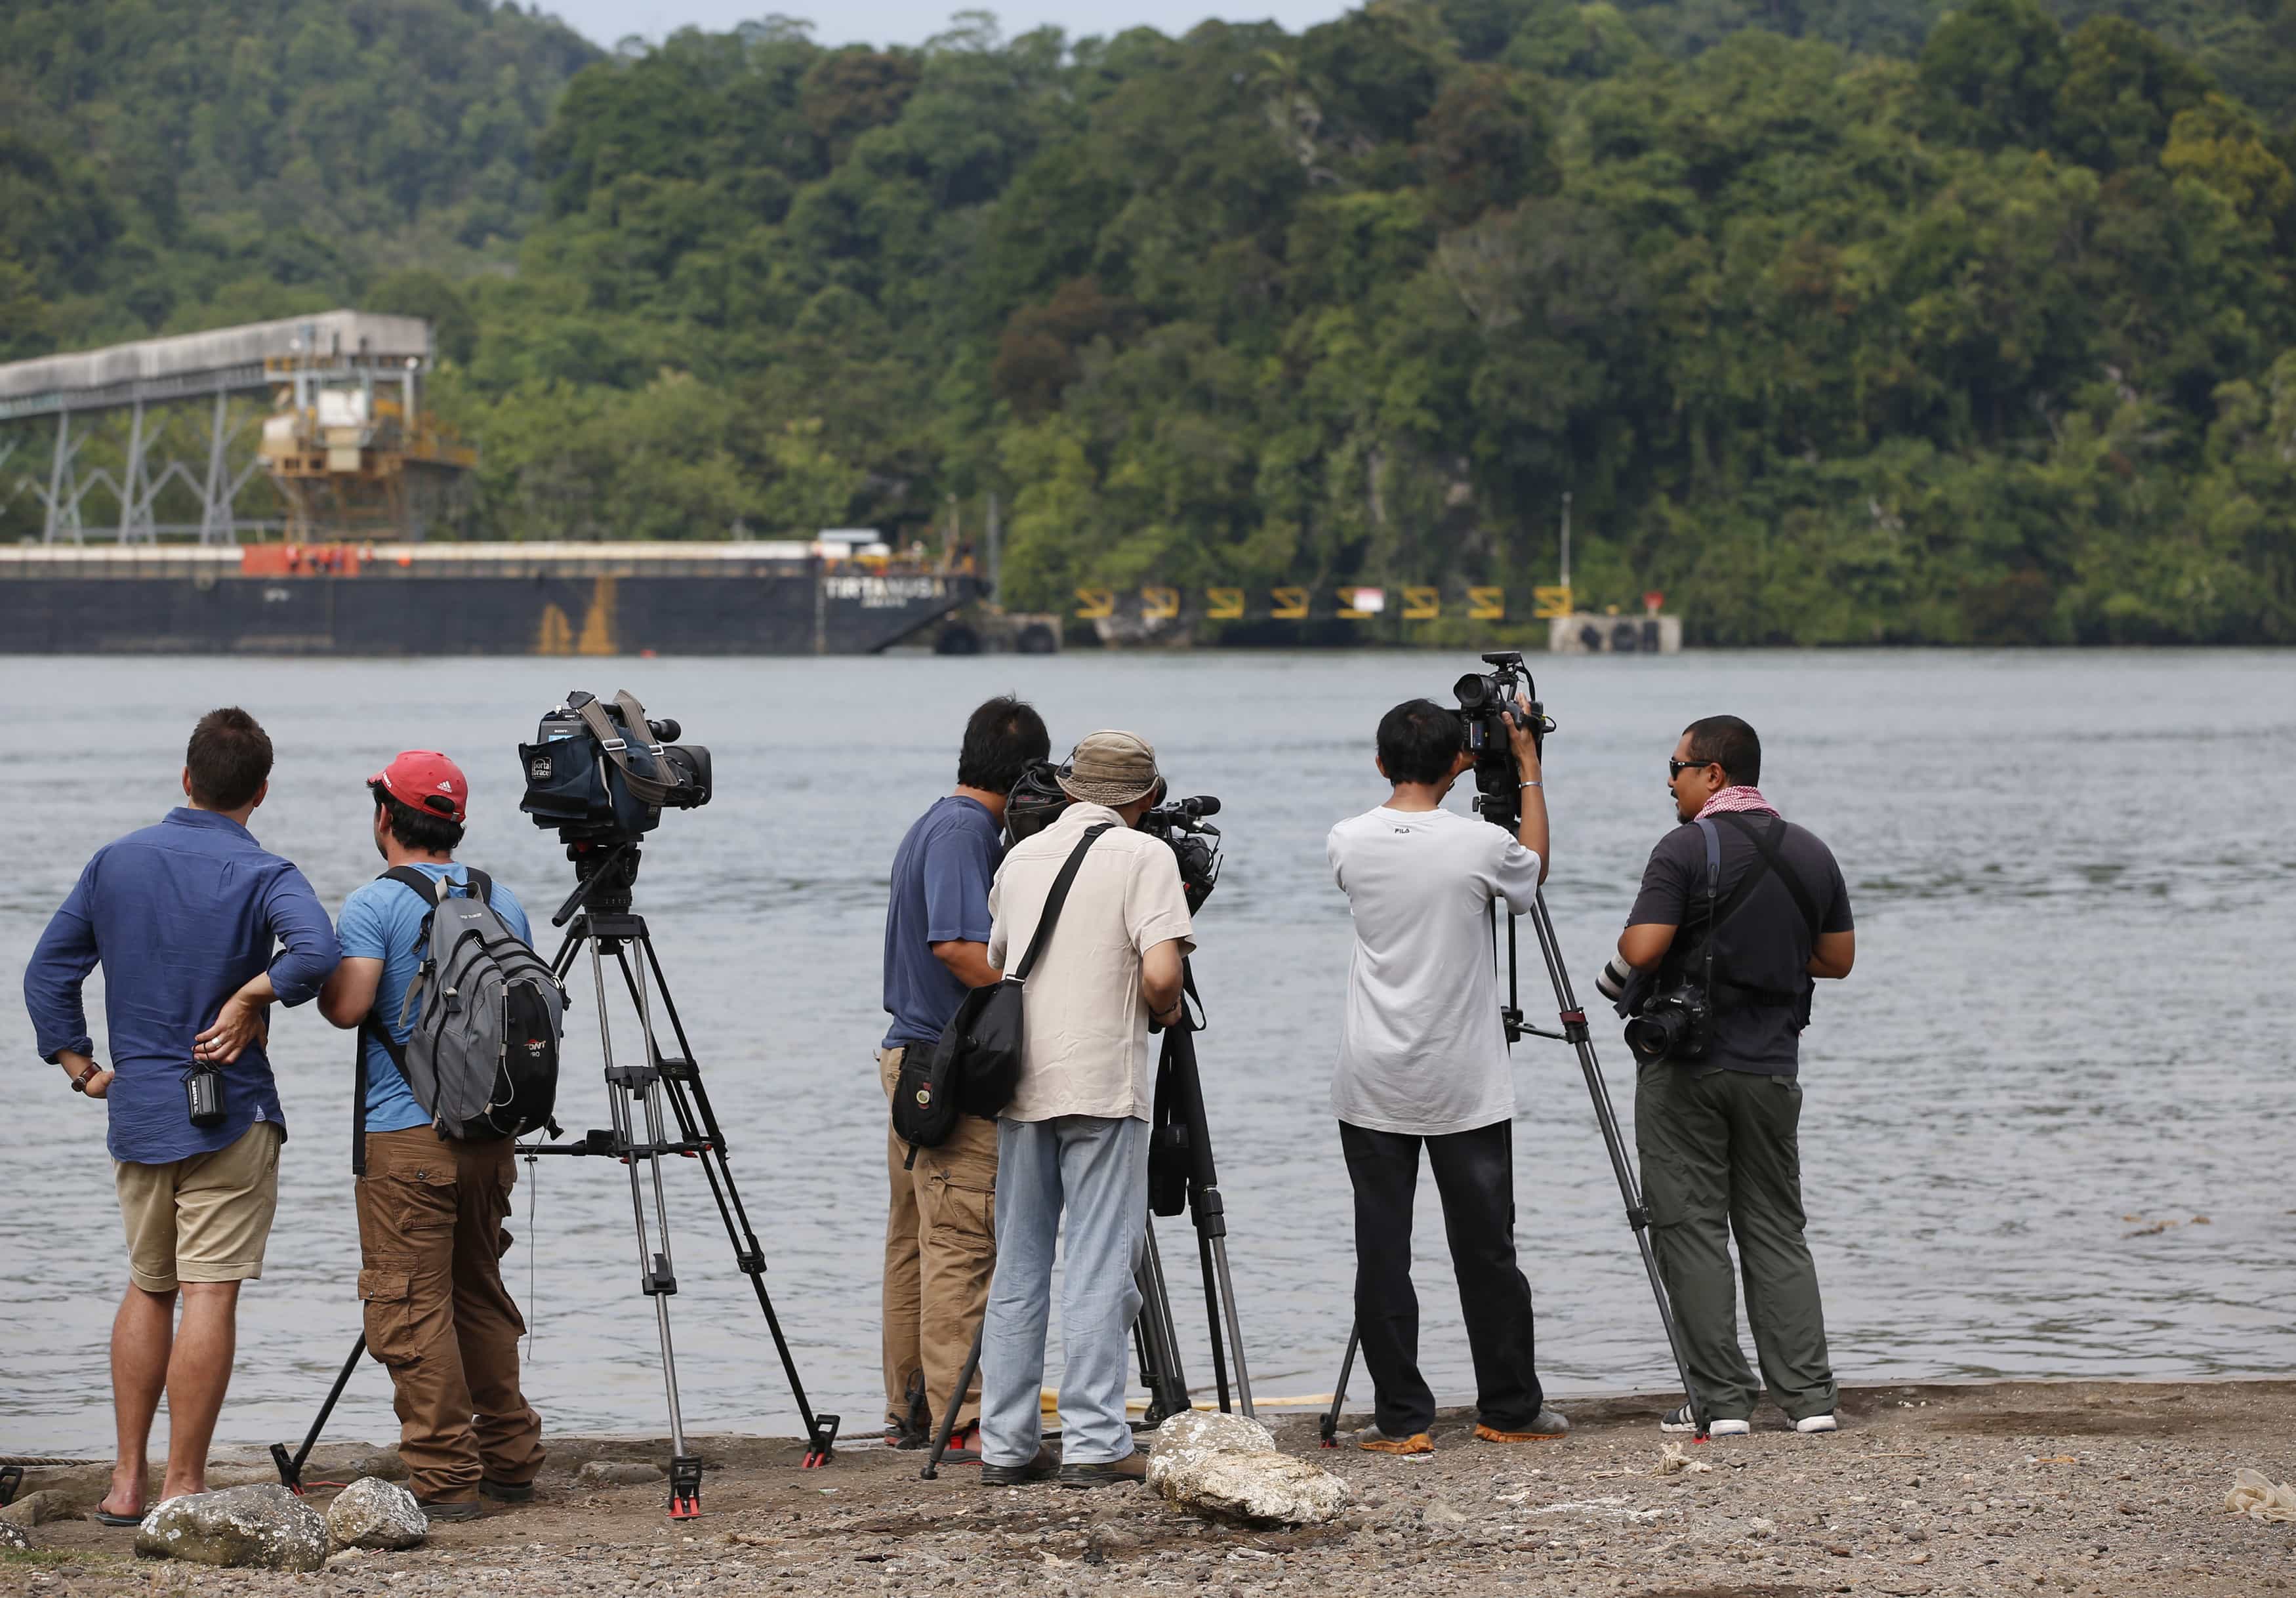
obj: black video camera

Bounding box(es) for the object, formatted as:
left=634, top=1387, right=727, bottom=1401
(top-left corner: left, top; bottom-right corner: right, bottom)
left=1139, top=792, right=1223, bottom=913
left=520, top=689, right=712, bottom=845
left=1452, top=650, right=1555, bottom=833
left=1004, top=762, right=1223, bottom=912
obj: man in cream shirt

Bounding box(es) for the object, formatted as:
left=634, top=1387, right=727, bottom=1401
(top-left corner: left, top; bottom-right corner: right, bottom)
left=1326, top=697, right=1569, bottom=1455
left=977, top=731, right=1193, bottom=1488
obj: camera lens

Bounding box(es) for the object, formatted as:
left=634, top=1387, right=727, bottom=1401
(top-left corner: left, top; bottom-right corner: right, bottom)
left=1453, top=673, right=1490, bottom=709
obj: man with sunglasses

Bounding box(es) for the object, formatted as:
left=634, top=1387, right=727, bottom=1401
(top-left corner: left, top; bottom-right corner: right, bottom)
left=1607, top=716, right=1855, bottom=1439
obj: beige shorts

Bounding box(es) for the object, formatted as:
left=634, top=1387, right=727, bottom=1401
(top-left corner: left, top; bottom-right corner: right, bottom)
left=115, top=1120, right=285, bottom=1293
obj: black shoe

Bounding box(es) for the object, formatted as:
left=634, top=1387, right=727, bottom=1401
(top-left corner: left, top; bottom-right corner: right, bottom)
left=979, top=1446, right=1057, bottom=1486
left=480, top=1479, right=535, bottom=1503
left=1057, top=1452, right=1147, bottom=1489
left=416, top=1497, right=485, bottom=1523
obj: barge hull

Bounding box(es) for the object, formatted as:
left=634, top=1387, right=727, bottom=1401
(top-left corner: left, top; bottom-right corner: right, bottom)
left=0, top=569, right=974, bottom=656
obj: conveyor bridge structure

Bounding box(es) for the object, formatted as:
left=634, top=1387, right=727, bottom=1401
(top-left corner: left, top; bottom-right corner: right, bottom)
left=0, top=310, right=472, bottom=543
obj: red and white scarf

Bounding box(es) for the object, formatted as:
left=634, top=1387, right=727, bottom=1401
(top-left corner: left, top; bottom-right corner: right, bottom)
left=1696, top=785, right=1779, bottom=820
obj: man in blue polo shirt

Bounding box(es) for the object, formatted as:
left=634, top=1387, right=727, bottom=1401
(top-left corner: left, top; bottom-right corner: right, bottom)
left=876, top=695, right=1049, bottom=1460
left=22, top=708, right=338, bottom=1525
left=318, top=750, right=546, bottom=1521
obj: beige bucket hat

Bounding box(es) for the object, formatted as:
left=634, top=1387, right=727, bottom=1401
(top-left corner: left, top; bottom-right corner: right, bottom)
left=1057, top=729, right=1162, bottom=808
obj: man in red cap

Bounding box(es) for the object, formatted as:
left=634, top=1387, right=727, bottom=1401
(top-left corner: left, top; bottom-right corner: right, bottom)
left=317, top=752, right=546, bottom=1521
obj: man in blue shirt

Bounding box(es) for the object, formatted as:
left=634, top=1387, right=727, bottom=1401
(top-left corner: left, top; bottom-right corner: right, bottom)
left=876, top=695, right=1049, bottom=1459
left=318, top=751, right=546, bottom=1521
left=22, top=708, right=338, bottom=1525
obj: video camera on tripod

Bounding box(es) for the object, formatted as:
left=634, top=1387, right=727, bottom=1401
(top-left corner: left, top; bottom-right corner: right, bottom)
left=272, top=689, right=836, bottom=1525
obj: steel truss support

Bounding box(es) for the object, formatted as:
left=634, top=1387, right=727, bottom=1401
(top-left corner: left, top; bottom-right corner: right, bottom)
left=24, top=397, right=264, bottom=544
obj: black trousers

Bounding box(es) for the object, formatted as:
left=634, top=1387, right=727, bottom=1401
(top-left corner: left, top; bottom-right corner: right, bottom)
left=1340, top=1118, right=1544, bottom=1437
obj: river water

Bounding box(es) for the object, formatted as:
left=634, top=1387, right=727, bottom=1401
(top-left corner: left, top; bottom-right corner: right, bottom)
left=3, top=649, right=2290, bottom=1457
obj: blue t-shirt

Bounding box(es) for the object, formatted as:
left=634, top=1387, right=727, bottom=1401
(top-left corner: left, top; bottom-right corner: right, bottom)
left=337, top=863, right=532, bottom=1132
left=881, top=796, right=1002, bottom=1049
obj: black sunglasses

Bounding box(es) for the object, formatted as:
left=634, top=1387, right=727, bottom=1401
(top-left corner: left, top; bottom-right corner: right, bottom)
left=1668, top=756, right=1718, bottom=779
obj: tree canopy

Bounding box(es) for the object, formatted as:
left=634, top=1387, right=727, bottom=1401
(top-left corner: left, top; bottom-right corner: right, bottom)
left=5, top=0, right=2293, bottom=643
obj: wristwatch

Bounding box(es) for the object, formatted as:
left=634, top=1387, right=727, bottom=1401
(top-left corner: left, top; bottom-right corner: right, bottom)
left=70, top=1062, right=99, bottom=1093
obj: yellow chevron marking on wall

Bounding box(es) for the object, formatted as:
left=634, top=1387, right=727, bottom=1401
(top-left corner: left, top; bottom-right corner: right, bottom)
left=1271, top=585, right=1309, bottom=620
left=1141, top=586, right=1179, bottom=621
left=1074, top=587, right=1115, bottom=619
left=1468, top=586, right=1506, bottom=621
left=1206, top=586, right=1244, bottom=620
left=1403, top=586, right=1439, bottom=620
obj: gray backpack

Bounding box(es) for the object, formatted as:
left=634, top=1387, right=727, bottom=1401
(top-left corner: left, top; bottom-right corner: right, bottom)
left=352, top=867, right=566, bottom=1174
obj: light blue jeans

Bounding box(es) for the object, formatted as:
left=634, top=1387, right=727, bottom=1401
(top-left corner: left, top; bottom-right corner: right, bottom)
left=979, top=1114, right=1149, bottom=1467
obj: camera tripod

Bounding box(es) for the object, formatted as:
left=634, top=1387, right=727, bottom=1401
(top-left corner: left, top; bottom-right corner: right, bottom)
left=1316, top=889, right=1708, bottom=1444
left=921, top=962, right=1252, bottom=1478
left=272, top=842, right=838, bottom=1520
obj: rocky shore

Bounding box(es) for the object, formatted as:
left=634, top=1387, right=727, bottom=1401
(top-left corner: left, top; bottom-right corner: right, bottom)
left=8, top=1379, right=2291, bottom=1595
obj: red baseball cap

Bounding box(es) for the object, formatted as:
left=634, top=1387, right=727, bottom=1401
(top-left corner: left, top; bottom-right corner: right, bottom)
left=370, top=750, right=468, bottom=823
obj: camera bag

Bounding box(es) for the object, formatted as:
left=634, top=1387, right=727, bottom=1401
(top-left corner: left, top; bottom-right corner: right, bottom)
left=892, top=823, right=1113, bottom=1157
left=353, top=867, right=567, bottom=1176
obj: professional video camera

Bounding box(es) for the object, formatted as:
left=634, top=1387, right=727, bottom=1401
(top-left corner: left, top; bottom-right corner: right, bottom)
left=1451, top=650, right=1555, bottom=833
left=1004, top=761, right=1223, bottom=911
left=520, top=689, right=712, bottom=845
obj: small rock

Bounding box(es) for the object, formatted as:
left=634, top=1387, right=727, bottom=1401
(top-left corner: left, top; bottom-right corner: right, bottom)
left=1086, top=1523, right=1141, bottom=1560
left=1425, top=1500, right=1469, bottom=1526
left=1828, top=1544, right=1854, bottom=1557
left=325, top=1477, right=428, bottom=1552
left=1, top=1490, right=73, bottom=1528
left=0, top=1521, right=29, bottom=1550
left=577, top=1460, right=666, bottom=1488
left=134, top=1484, right=329, bottom=1572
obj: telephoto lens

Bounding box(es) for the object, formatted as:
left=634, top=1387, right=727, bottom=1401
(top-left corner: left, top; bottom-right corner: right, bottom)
left=1595, top=956, right=1635, bottom=1004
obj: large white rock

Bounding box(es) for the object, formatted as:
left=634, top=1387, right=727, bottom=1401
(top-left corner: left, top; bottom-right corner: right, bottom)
left=1147, top=1410, right=1349, bottom=1528
left=134, top=1485, right=329, bottom=1572
left=325, top=1477, right=428, bottom=1551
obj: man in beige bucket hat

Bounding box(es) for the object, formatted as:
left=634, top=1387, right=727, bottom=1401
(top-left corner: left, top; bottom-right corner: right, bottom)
left=975, top=730, right=1193, bottom=1489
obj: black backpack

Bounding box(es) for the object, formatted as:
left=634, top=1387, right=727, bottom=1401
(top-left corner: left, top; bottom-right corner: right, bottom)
left=892, top=824, right=1111, bottom=1160
left=352, top=867, right=565, bottom=1176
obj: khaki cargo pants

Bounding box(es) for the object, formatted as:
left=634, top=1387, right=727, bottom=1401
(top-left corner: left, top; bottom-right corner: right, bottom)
left=878, top=1045, right=998, bottom=1436
left=356, top=1128, right=546, bottom=1502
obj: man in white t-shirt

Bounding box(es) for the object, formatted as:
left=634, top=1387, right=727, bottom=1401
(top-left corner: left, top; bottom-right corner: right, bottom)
left=1326, top=697, right=1568, bottom=1455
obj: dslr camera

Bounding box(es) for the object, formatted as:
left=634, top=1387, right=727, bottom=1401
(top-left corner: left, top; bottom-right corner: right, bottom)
left=520, top=689, right=712, bottom=845
left=1452, top=651, right=1555, bottom=833
left=1005, top=762, right=1223, bottom=912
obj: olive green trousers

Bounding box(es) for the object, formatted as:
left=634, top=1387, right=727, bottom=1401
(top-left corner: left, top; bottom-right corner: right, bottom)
left=1633, top=1060, right=1837, bottom=1424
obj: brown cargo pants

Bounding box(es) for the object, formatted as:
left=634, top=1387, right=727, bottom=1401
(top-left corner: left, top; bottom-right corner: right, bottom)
left=878, top=1045, right=998, bottom=1437
left=356, top=1128, right=546, bottom=1503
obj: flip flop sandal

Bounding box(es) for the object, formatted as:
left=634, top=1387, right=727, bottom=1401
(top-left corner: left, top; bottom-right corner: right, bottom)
left=91, top=1509, right=145, bottom=1526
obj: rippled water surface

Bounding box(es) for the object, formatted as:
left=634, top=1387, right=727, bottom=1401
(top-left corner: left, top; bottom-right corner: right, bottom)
left=4, top=649, right=2291, bottom=1455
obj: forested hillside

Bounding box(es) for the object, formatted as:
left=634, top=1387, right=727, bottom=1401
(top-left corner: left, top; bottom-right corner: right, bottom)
left=5, top=0, right=2293, bottom=643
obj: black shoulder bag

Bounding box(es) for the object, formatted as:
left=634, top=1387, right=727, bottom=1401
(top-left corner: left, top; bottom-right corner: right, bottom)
left=892, top=824, right=1113, bottom=1160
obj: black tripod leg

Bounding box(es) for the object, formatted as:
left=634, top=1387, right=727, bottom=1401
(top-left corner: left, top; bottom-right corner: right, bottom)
left=630, top=932, right=840, bottom=1467
left=1522, top=893, right=1709, bottom=1437
left=272, top=1334, right=367, bottom=1492
left=1162, top=1012, right=1256, bottom=1418
left=1319, top=1324, right=1360, bottom=1447
left=1132, top=1218, right=1190, bottom=1428
left=922, top=1319, right=987, bottom=1481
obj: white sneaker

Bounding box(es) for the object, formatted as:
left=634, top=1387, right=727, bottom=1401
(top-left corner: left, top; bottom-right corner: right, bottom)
left=1661, top=1404, right=1749, bottom=1436
left=1795, top=1413, right=1839, bottom=1434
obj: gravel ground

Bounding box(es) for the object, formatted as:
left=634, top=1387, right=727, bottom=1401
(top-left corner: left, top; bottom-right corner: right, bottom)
left=9, top=1380, right=2293, bottom=1595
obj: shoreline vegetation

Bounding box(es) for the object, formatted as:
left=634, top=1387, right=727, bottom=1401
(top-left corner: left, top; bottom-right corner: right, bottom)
left=5, top=0, right=2295, bottom=645
left=9, top=1379, right=2290, bottom=1593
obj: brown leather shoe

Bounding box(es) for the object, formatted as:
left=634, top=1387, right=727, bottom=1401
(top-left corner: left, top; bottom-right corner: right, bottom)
left=1474, top=1407, right=1570, bottom=1443
left=1357, top=1426, right=1435, bottom=1455
left=1057, top=1451, right=1147, bottom=1488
